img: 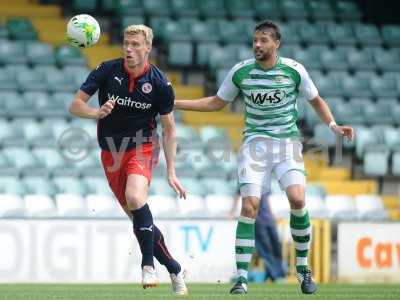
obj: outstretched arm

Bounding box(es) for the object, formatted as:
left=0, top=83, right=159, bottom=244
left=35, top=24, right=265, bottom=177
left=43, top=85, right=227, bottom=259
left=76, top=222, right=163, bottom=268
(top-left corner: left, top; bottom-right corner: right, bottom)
left=175, top=95, right=228, bottom=112
left=309, top=95, right=354, bottom=141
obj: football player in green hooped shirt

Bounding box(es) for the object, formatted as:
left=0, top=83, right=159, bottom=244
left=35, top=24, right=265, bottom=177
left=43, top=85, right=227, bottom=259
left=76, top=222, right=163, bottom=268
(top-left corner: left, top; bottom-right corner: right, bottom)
left=175, top=20, right=354, bottom=295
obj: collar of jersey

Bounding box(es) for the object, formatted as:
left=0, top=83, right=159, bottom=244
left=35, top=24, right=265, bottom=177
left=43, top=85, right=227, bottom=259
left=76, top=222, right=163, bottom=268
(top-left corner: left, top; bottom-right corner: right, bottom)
left=255, top=55, right=281, bottom=72
left=123, top=59, right=150, bottom=92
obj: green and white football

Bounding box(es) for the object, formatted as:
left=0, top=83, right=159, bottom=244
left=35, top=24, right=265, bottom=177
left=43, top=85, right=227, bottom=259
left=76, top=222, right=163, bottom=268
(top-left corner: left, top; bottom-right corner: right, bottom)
left=66, top=14, right=100, bottom=48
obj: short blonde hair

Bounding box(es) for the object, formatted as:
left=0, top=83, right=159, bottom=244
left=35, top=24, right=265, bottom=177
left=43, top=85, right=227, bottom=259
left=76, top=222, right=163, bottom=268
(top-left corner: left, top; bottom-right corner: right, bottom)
left=124, top=24, right=153, bottom=46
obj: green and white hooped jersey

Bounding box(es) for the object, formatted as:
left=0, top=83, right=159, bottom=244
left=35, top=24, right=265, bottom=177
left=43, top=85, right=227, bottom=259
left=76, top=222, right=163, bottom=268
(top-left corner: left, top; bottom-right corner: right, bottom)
left=217, top=57, right=318, bottom=141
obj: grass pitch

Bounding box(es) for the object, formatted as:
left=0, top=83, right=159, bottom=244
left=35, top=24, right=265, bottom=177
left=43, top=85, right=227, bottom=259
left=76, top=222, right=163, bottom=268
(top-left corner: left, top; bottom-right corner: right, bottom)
left=0, top=283, right=399, bottom=300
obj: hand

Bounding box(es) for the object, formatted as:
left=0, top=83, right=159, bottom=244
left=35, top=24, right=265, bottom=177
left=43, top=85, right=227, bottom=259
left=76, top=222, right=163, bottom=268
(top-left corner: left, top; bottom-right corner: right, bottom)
left=330, top=122, right=354, bottom=142
left=97, top=100, right=115, bottom=119
left=167, top=174, right=187, bottom=199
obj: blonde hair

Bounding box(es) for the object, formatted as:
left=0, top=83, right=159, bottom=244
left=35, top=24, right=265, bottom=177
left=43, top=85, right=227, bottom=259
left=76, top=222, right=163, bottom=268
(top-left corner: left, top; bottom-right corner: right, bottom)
left=124, top=24, right=153, bottom=46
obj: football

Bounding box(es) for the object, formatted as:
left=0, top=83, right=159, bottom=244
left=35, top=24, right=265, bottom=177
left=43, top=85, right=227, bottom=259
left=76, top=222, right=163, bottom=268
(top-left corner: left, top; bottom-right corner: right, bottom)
left=66, top=14, right=100, bottom=48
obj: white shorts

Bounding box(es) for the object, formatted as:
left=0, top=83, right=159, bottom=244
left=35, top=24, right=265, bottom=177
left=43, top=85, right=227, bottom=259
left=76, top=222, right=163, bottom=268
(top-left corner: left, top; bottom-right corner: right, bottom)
left=238, top=137, right=306, bottom=198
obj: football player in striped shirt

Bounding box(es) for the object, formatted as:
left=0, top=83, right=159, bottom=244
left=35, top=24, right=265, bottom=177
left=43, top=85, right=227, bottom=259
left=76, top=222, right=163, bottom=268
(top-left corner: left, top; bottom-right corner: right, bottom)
left=175, top=20, right=353, bottom=295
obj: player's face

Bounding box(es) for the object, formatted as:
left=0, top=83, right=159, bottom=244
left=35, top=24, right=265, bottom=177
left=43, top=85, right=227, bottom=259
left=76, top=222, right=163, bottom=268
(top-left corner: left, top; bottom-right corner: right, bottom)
left=123, top=33, right=151, bottom=68
left=253, top=30, right=280, bottom=62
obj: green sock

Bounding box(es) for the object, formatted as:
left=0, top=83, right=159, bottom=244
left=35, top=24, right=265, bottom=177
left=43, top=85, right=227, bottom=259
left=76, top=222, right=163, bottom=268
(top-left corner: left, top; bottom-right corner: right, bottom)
left=290, top=207, right=311, bottom=273
left=235, top=216, right=255, bottom=284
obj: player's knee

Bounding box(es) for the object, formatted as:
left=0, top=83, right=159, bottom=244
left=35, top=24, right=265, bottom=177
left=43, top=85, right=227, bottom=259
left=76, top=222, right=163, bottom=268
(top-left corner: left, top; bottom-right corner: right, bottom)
left=125, top=190, right=146, bottom=210
left=288, top=194, right=305, bottom=209
left=241, top=199, right=258, bottom=219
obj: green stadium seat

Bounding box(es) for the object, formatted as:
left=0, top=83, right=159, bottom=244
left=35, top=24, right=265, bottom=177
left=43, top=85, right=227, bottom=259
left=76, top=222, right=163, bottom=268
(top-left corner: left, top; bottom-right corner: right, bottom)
left=355, top=126, right=379, bottom=159
left=342, top=73, right=374, bottom=98
left=3, top=147, right=44, bottom=176
left=383, top=126, right=400, bottom=150
left=216, top=20, right=250, bottom=44
left=216, top=68, right=230, bottom=86
left=7, top=18, right=37, bottom=40
left=0, top=176, right=26, bottom=195
left=159, top=21, right=192, bottom=43
left=0, top=68, right=18, bottom=91
left=190, top=20, right=219, bottom=43
left=0, top=41, right=28, bottom=65
left=208, top=45, right=237, bottom=75
left=327, top=24, right=357, bottom=46
left=115, top=0, right=143, bottom=15
left=16, top=69, right=47, bottom=92
left=180, top=177, right=208, bottom=197
left=143, top=0, right=171, bottom=17
left=0, top=24, right=8, bottom=39
left=392, top=148, right=400, bottom=176
left=254, top=0, right=283, bottom=20
left=237, top=45, right=253, bottom=61
left=280, top=23, right=301, bottom=45
left=313, top=72, right=344, bottom=98
left=202, top=178, right=236, bottom=196
left=101, top=0, right=117, bottom=12
left=22, top=176, right=59, bottom=197
left=353, top=24, right=382, bottom=46
left=53, top=176, right=88, bottom=196
left=308, top=0, right=335, bottom=21
left=44, top=70, right=76, bottom=94
left=0, top=153, right=18, bottom=176
left=199, top=126, right=228, bottom=143
left=226, top=0, right=255, bottom=19
left=198, top=0, right=227, bottom=18
left=334, top=99, right=365, bottom=125
left=32, top=147, right=74, bottom=176
left=53, top=92, right=75, bottom=111
left=347, top=48, right=377, bottom=71
left=72, top=0, right=97, bottom=11
left=363, top=145, right=390, bottom=176
left=149, top=17, right=171, bottom=37
left=23, top=120, right=56, bottom=147
left=149, top=178, right=176, bottom=197
left=168, top=42, right=193, bottom=67
left=27, top=42, right=56, bottom=65
left=83, top=177, right=114, bottom=196
left=196, top=42, right=219, bottom=67
left=373, top=48, right=400, bottom=72
left=334, top=0, right=361, bottom=21
left=370, top=74, right=398, bottom=99
left=55, top=45, right=86, bottom=67
left=292, top=49, right=322, bottom=71
left=314, top=123, right=336, bottom=147
left=170, top=0, right=199, bottom=18
left=4, top=92, right=36, bottom=118
left=362, top=101, right=395, bottom=126
left=278, top=44, right=303, bottom=58
left=121, top=15, right=145, bottom=30
left=381, top=25, right=400, bottom=47
left=281, top=0, right=309, bottom=20
left=321, top=49, right=348, bottom=71
left=298, top=22, right=330, bottom=45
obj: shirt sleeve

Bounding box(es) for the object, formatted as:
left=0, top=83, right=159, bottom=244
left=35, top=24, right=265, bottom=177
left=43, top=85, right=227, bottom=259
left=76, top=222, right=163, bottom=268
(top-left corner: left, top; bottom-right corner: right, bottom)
left=80, top=63, right=109, bottom=96
left=298, top=64, right=318, bottom=101
left=216, top=65, right=240, bottom=102
left=156, top=79, right=175, bottom=115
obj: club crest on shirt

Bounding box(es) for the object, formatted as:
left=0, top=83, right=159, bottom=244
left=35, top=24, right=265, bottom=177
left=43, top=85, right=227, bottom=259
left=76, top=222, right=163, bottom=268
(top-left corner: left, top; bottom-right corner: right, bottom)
left=142, top=82, right=152, bottom=94
left=274, top=75, right=285, bottom=83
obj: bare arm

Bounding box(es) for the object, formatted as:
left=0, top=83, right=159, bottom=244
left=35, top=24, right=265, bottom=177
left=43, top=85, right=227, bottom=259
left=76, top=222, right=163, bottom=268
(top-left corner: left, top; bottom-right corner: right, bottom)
left=159, top=113, right=186, bottom=199
left=309, top=95, right=354, bottom=141
left=69, top=89, right=115, bottom=119
left=174, top=95, right=229, bottom=112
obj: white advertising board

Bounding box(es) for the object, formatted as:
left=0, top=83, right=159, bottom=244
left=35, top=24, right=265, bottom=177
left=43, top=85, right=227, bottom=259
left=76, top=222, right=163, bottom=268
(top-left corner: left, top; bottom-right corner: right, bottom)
left=338, top=223, right=400, bottom=283
left=0, top=219, right=236, bottom=283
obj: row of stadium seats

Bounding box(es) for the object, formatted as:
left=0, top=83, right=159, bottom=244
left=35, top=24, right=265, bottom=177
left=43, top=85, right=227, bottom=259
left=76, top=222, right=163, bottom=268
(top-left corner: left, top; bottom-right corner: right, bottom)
left=0, top=41, right=86, bottom=67
left=152, top=19, right=399, bottom=48
left=0, top=189, right=390, bottom=221
left=0, top=18, right=37, bottom=40
left=168, top=41, right=400, bottom=73
left=270, top=193, right=388, bottom=221
left=73, top=0, right=362, bottom=23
